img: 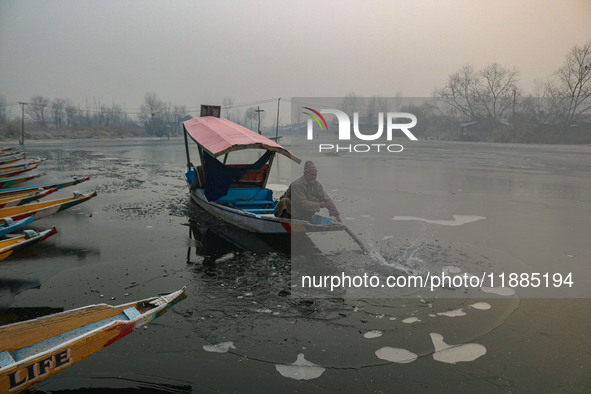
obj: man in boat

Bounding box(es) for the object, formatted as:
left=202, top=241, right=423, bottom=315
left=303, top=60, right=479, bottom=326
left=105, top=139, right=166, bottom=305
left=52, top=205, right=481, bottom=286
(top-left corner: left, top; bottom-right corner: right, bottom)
left=274, top=160, right=342, bottom=223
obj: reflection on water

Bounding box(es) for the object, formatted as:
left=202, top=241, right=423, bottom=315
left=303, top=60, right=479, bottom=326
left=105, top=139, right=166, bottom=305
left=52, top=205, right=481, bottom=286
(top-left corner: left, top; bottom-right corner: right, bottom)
left=12, top=138, right=586, bottom=391
left=0, top=306, right=63, bottom=325
left=0, top=278, right=40, bottom=309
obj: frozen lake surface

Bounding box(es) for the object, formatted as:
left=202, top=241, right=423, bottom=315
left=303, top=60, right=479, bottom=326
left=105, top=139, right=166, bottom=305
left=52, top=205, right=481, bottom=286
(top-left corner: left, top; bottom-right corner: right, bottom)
left=0, top=137, right=589, bottom=392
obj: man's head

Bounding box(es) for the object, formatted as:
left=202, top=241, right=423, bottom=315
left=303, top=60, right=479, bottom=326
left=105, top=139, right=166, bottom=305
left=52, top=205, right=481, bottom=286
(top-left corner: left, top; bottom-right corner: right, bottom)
left=303, top=160, right=317, bottom=182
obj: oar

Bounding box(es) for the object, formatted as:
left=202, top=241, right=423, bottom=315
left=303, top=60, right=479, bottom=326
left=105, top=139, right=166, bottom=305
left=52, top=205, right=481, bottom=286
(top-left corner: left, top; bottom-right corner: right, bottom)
left=343, top=224, right=369, bottom=254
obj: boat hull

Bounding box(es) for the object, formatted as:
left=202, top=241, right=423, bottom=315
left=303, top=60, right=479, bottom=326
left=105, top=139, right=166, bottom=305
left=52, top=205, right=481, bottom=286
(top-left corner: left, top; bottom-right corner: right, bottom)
left=0, top=177, right=90, bottom=197
left=0, top=173, right=45, bottom=189
left=0, top=163, right=38, bottom=179
left=0, top=192, right=97, bottom=222
left=0, top=188, right=58, bottom=209
left=0, top=288, right=187, bottom=392
left=189, top=188, right=344, bottom=234
left=0, top=227, right=57, bottom=261
left=0, top=217, right=35, bottom=238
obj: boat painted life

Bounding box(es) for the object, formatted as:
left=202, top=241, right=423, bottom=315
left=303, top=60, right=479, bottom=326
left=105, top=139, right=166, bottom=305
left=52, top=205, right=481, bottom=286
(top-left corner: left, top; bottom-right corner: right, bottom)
left=0, top=188, right=58, bottom=209
left=0, top=163, right=39, bottom=179
left=183, top=114, right=344, bottom=234
left=0, top=177, right=90, bottom=197
left=0, top=173, right=45, bottom=189
left=0, top=191, right=97, bottom=222
left=0, top=287, right=187, bottom=392
left=0, top=227, right=57, bottom=261
left=0, top=217, right=35, bottom=238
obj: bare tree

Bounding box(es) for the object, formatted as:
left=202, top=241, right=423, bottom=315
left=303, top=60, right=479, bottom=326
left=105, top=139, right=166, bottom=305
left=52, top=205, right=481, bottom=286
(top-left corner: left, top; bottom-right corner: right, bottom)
left=64, top=100, right=81, bottom=127
left=550, top=42, right=591, bottom=126
left=478, top=63, right=519, bottom=122
left=0, top=95, right=7, bottom=124
left=50, top=98, right=67, bottom=129
left=341, top=92, right=365, bottom=115
left=140, top=92, right=166, bottom=136
left=244, top=107, right=257, bottom=130
left=434, top=64, right=482, bottom=122
left=435, top=63, right=520, bottom=127
left=27, top=96, right=49, bottom=127
left=171, top=105, right=187, bottom=135
left=222, top=97, right=234, bottom=120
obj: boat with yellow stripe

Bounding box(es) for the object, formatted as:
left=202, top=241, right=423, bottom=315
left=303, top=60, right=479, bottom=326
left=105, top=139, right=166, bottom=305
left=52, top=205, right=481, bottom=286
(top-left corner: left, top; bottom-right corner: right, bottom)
left=0, top=287, right=187, bottom=392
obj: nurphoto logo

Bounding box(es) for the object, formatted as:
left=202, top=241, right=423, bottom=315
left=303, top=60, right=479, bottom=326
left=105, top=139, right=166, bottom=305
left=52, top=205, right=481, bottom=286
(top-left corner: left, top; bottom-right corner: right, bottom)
left=303, top=107, right=418, bottom=153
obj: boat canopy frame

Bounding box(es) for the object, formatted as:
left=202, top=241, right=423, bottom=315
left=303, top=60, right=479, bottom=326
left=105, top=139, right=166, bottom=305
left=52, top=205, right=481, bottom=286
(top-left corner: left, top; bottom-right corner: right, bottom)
left=183, top=116, right=301, bottom=165
left=183, top=116, right=300, bottom=198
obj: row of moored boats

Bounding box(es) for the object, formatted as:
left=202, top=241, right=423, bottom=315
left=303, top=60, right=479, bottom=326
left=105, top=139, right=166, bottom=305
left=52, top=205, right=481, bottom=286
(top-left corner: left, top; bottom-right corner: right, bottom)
left=0, top=146, right=187, bottom=392
left=0, top=146, right=95, bottom=261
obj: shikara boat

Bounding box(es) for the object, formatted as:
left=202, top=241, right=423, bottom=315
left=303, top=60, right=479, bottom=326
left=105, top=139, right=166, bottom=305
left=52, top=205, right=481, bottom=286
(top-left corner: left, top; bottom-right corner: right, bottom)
left=0, top=227, right=57, bottom=261
left=0, top=287, right=187, bottom=392
left=0, top=158, right=45, bottom=172
left=0, top=153, right=25, bottom=165
left=0, top=217, right=35, bottom=238
left=183, top=115, right=345, bottom=234
left=0, top=177, right=90, bottom=197
left=0, top=188, right=58, bottom=209
left=0, top=173, right=45, bottom=189
left=0, top=191, right=97, bottom=222
left=0, top=163, right=39, bottom=179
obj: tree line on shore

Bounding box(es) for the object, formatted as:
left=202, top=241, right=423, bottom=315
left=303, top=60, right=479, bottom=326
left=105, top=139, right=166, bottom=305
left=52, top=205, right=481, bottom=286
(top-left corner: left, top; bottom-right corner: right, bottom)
left=1, top=42, right=589, bottom=144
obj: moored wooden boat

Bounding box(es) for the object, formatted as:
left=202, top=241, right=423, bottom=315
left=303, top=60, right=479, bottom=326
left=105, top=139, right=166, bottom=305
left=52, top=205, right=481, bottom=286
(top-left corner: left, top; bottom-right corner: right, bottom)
left=0, top=173, right=45, bottom=189
left=0, top=177, right=90, bottom=197
left=0, top=287, right=187, bottom=391
left=0, top=217, right=35, bottom=238
left=0, top=227, right=57, bottom=261
left=0, top=188, right=58, bottom=209
left=183, top=113, right=345, bottom=234
left=0, top=163, right=39, bottom=179
left=0, top=158, right=45, bottom=172
left=0, top=153, right=25, bottom=165
left=0, top=191, right=97, bottom=222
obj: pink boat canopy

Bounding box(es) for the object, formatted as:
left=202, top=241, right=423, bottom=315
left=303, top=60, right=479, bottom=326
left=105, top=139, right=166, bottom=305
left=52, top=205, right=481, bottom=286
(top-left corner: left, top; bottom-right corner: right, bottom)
left=183, top=116, right=301, bottom=163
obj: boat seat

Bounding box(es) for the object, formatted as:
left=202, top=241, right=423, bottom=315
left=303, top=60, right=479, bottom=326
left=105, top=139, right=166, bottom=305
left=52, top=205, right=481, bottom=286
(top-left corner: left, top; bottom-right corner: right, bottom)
left=243, top=208, right=275, bottom=214
left=225, top=199, right=275, bottom=207
left=0, top=350, right=15, bottom=367
left=123, top=307, right=141, bottom=320
left=10, top=307, right=142, bottom=362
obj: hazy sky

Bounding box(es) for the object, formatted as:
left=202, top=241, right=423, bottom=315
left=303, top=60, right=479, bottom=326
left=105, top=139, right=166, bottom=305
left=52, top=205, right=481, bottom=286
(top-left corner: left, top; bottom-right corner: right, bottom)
left=1, top=0, right=590, bottom=120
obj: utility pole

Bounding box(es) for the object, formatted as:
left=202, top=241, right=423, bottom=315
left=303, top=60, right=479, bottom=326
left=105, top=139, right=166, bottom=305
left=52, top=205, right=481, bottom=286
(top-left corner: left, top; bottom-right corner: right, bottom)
left=275, top=98, right=281, bottom=141
left=18, top=102, right=27, bottom=146
left=512, top=88, right=517, bottom=138
left=255, top=106, right=264, bottom=134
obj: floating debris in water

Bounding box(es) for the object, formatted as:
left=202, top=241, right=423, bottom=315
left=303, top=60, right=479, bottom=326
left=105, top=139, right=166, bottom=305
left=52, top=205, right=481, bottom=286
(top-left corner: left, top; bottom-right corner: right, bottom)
left=481, top=286, right=515, bottom=296
left=275, top=354, right=326, bottom=380
left=430, top=333, right=486, bottom=364
left=442, top=265, right=462, bottom=274
left=215, top=252, right=235, bottom=264
left=203, top=341, right=236, bottom=353
left=392, top=215, right=485, bottom=226
left=469, top=302, right=491, bottom=310
left=363, top=330, right=382, bottom=339
left=375, top=347, right=418, bottom=363
left=436, top=308, right=466, bottom=318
